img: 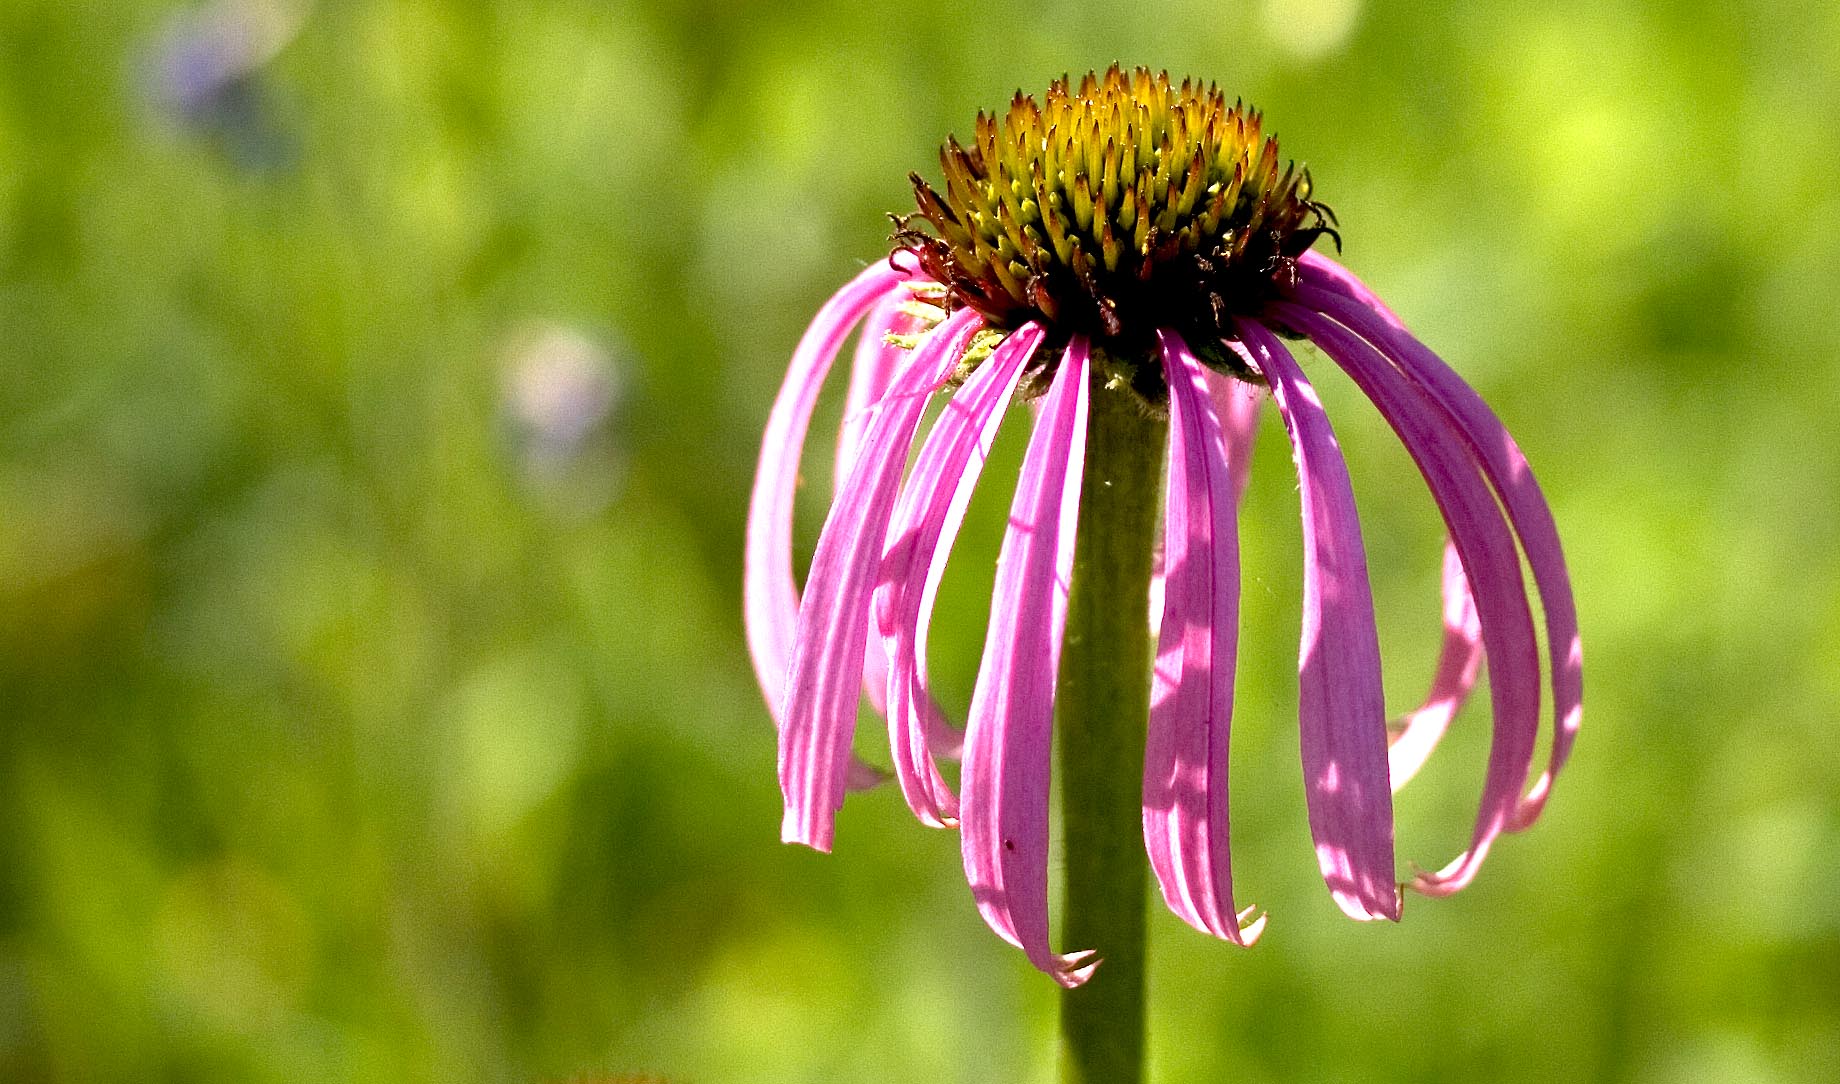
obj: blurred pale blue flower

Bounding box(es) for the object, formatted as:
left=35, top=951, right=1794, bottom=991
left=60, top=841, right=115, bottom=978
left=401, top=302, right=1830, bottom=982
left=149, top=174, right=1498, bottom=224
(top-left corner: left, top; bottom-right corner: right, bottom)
left=501, top=322, right=628, bottom=515
left=142, top=0, right=307, bottom=168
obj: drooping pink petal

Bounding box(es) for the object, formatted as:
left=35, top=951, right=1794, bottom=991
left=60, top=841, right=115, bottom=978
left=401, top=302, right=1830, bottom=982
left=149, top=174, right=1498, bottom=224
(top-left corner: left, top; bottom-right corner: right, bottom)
left=1386, top=540, right=1484, bottom=791
left=1294, top=263, right=1582, bottom=833
left=836, top=291, right=919, bottom=717
left=744, top=262, right=911, bottom=790
left=877, top=324, right=1044, bottom=828
left=960, top=337, right=1098, bottom=988
left=1234, top=319, right=1399, bottom=922
left=779, top=309, right=982, bottom=851
left=1143, top=330, right=1265, bottom=945
left=1280, top=305, right=1540, bottom=897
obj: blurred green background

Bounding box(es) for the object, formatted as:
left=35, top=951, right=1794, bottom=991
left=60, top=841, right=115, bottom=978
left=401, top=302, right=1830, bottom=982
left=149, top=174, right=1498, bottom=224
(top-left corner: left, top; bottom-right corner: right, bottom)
left=4, top=0, right=1838, bottom=1080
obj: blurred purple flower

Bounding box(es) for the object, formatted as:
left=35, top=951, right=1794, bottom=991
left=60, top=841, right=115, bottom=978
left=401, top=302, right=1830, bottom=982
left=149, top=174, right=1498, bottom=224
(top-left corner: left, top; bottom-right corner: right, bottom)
left=501, top=322, right=627, bottom=514
left=745, top=68, right=1581, bottom=985
left=142, top=0, right=305, bottom=167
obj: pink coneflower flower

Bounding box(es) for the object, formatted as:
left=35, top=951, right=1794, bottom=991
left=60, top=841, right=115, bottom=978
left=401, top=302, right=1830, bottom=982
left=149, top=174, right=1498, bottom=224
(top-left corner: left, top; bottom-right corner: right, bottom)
left=745, top=66, right=1581, bottom=989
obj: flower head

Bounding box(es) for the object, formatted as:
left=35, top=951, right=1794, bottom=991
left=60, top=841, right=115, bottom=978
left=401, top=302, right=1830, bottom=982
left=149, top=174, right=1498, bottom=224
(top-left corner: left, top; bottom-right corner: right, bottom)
left=745, top=66, right=1581, bottom=987
left=895, top=67, right=1333, bottom=374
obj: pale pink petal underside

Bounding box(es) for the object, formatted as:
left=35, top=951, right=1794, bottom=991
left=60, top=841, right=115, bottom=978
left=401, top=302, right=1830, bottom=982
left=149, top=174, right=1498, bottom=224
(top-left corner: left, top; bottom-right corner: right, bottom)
left=1234, top=320, right=1399, bottom=923
left=960, top=338, right=1097, bottom=988
left=1388, top=539, right=1484, bottom=792
left=778, top=310, right=981, bottom=851
left=1204, top=366, right=1264, bottom=506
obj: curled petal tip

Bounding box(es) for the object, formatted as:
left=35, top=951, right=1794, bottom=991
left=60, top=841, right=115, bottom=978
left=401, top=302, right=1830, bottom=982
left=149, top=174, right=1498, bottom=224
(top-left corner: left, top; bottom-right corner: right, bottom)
left=917, top=808, right=960, bottom=831
left=1330, top=884, right=1402, bottom=923
left=904, top=802, right=956, bottom=831
left=1328, top=892, right=1372, bottom=922
left=779, top=820, right=835, bottom=854
left=1507, top=774, right=1555, bottom=833
left=1407, top=846, right=1488, bottom=896
left=1236, top=907, right=1269, bottom=946
left=1054, top=950, right=1102, bottom=989
left=1409, top=866, right=1477, bottom=899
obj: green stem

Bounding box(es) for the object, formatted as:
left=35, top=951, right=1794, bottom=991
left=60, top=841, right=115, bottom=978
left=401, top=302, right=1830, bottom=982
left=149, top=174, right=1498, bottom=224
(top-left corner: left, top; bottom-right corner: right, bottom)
left=1057, top=359, right=1166, bottom=1084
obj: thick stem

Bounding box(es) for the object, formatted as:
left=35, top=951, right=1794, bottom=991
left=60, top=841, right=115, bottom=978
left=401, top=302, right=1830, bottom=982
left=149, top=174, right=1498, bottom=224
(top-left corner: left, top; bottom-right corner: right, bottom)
left=1057, top=361, right=1166, bottom=1084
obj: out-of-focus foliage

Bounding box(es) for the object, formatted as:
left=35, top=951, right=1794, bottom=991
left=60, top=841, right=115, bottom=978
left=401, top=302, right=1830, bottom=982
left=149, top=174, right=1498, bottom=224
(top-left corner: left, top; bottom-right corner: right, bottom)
left=3, top=1, right=1837, bottom=1081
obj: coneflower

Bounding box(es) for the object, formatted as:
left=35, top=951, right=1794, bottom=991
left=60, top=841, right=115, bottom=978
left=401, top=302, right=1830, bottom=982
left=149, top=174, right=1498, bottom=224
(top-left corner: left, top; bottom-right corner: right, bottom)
left=744, top=65, right=1581, bottom=1080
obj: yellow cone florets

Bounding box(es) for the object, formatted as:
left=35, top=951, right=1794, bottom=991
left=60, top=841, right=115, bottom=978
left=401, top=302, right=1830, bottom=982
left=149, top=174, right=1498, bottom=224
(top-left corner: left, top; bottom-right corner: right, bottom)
left=895, top=65, right=1336, bottom=368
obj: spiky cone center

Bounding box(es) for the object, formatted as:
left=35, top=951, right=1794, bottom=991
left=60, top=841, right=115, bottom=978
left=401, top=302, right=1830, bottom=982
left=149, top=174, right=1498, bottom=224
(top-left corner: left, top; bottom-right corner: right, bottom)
left=895, top=65, right=1336, bottom=401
